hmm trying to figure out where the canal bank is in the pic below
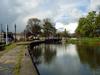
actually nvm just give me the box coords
[20,47,38,75]
[0,44,38,75]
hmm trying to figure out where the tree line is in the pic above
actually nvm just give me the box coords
[24,18,69,40]
[76,11,100,37]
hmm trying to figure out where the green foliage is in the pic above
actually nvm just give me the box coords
[67,38,100,46]
[76,11,100,37]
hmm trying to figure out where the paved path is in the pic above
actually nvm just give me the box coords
[0,46,22,75]
[20,49,38,75]
[0,45,38,75]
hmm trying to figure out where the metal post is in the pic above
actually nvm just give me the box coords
[6,24,8,45]
[15,24,16,42]
[0,24,2,42]
[24,30,26,41]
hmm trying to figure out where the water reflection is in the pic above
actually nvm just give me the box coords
[31,44,56,64]
[44,45,56,64]
[76,45,100,70]
[30,44,100,75]
[31,46,42,64]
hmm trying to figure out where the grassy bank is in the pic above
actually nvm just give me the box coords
[5,43,16,50]
[67,37,100,45]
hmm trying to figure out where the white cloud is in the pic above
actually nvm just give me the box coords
[55,22,78,33]
[54,0,89,24]
[55,22,65,30]
[90,0,100,11]
[65,23,78,33]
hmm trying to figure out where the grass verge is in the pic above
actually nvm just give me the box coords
[67,37,100,46]
[13,46,25,75]
[5,43,16,50]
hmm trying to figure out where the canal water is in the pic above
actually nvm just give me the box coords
[31,43,100,75]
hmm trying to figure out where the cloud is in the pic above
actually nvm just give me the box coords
[55,22,65,31]
[0,0,100,33]
[65,23,78,33]
[90,0,100,11]
[55,22,78,33]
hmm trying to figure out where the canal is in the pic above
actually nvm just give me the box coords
[30,43,100,75]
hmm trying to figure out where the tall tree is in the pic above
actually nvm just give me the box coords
[75,11,100,37]
[95,12,100,36]
[43,18,56,37]
[26,18,41,37]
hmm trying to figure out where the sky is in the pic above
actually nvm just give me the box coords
[0,0,100,33]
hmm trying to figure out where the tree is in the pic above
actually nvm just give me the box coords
[62,29,69,37]
[95,12,100,36]
[26,18,41,38]
[75,11,100,37]
[43,18,56,37]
